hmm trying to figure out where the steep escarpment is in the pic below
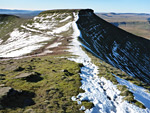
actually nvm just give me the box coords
[77,9,150,84]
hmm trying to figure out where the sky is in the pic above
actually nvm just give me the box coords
[0,0,150,13]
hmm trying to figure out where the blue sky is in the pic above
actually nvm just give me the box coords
[0,0,149,13]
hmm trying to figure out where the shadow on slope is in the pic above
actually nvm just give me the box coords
[77,9,150,84]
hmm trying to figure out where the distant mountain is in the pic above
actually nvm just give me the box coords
[0,9,43,18]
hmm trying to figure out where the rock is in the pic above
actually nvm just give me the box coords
[25,65,33,70]
[30,58,36,62]
[0,87,18,106]
[0,84,5,87]
[0,87,13,100]
[44,100,50,104]
[0,74,5,80]
[30,58,40,62]
[0,87,35,109]
[62,70,73,76]
[4,65,24,71]
[0,74,5,76]
[15,72,38,79]
[63,69,68,72]
[52,70,56,72]
[23,99,35,106]
[14,72,42,82]
[78,63,84,67]
[47,105,53,108]
[24,109,35,113]
[14,66,24,71]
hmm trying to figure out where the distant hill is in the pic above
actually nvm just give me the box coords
[0,9,43,18]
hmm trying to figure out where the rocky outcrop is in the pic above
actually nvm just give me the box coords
[0,87,35,109]
[0,74,5,76]
[0,74,5,80]
[0,87,19,109]
[15,72,42,82]
[0,87,16,101]
[77,9,150,83]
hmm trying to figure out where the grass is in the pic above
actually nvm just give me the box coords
[81,100,94,110]
[0,54,91,112]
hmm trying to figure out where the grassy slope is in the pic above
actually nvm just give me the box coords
[0,54,95,113]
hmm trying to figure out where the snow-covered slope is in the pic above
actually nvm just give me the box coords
[0,11,74,57]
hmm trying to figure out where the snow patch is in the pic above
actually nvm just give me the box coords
[60,16,72,23]
[112,41,120,57]
[47,42,62,48]
[38,50,53,56]
[0,29,51,57]
[21,25,42,33]
[115,75,150,109]
[51,22,72,34]
[31,22,55,30]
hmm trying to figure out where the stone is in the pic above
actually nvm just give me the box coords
[23,99,35,106]
[0,74,5,76]
[24,109,35,113]
[0,84,5,87]
[0,87,13,100]
[26,65,33,70]
[14,66,24,71]
[14,72,42,82]
[15,72,38,79]
[0,87,35,109]
[0,87,18,102]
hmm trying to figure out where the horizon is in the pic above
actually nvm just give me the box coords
[1,8,150,14]
[0,0,150,14]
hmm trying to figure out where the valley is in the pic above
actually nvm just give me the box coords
[97,13,150,39]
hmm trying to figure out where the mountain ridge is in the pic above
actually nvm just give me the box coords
[0,9,150,83]
[0,9,150,112]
